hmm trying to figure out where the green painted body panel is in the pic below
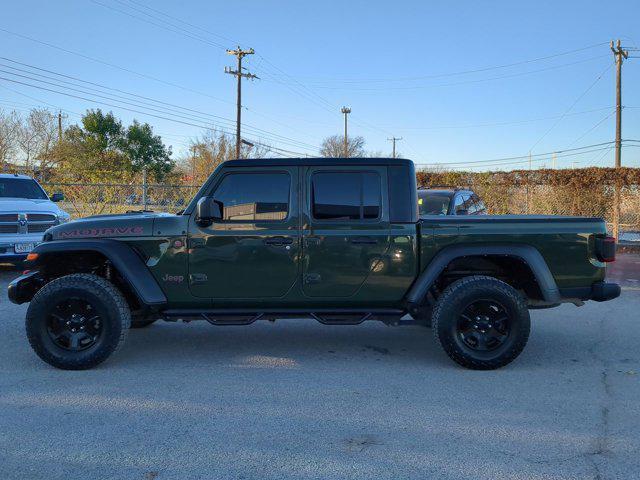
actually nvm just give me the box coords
[419,217,607,288]
[45,159,609,309]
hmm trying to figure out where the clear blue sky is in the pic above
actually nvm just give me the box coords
[1,0,639,170]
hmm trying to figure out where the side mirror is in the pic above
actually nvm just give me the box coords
[456,209,469,216]
[50,192,64,203]
[196,197,223,225]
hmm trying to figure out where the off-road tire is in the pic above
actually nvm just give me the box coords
[432,275,530,370]
[130,316,158,329]
[26,274,131,370]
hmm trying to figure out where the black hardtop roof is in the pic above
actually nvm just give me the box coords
[222,157,415,168]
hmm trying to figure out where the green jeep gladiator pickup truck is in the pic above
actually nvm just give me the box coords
[8,158,620,370]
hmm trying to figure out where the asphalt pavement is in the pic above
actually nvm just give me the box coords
[0,258,639,480]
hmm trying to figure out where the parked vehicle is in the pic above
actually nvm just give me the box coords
[0,174,70,265]
[8,158,620,370]
[418,187,487,216]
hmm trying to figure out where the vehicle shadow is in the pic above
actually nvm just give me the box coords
[117,320,452,368]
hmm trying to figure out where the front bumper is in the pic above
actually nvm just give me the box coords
[7,270,42,305]
[0,235,43,261]
[559,281,621,303]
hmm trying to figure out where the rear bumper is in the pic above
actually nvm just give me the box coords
[559,281,621,303]
[590,282,621,302]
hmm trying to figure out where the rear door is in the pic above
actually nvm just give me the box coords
[302,166,391,297]
[188,167,300,299]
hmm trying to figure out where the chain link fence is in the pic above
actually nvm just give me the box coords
[465,183,640,244]
[41,178,640,244]
[41,182,200,217]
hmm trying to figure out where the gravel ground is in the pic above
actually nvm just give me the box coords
[0,265,639,480]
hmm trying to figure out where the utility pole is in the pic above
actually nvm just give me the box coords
[611,40,628,168]
[387,137,402,158]
[57,111,67,145]
[341,106,351,157]
[611,40,630,240]
[58,111,62,143]
[552,152,557,169]
[225,47,258,159]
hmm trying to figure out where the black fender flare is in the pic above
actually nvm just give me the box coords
[28,239,167,306]
[405,244,561,308]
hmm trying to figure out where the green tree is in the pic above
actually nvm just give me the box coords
[124,120,173,180]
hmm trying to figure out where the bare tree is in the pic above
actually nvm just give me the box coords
[180,130,270,185]
[31,109,61,170]
[319,134,366,157]
[16,113,38,170]
[0,109,20,171]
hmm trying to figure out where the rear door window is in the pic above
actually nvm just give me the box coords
[312,172,381,221]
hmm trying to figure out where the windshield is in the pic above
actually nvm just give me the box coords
[418,193,451,215]
[0,178,48,200]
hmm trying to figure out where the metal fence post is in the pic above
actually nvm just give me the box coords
[613,181,621,241]
[142,166,148,210]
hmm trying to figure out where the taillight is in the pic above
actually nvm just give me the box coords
[595,236,616,262]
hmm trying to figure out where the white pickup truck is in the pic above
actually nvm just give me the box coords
[0,174,70,265]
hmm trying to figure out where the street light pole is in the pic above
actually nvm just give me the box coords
[341,106,351,157]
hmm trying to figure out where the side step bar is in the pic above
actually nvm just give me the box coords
[162,308,406,326]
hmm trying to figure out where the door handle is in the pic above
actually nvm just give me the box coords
[350,236,377,245]
[264,236,294,246]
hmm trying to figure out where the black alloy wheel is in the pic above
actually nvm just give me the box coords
[46,298,103,351]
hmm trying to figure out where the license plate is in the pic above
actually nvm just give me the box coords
[14,243,37,254]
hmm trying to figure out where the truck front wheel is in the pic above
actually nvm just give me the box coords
[432,276,530,370]
[25,274,131,370]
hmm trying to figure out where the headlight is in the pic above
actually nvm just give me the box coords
[58,211,71,224]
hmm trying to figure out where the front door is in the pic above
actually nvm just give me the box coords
[188,167,300,299]
[302,166,391,297]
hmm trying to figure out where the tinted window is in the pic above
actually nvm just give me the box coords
[453,194,468,214]
[312,172,381,221]
[0,178,48,200]
[418,192,450,215]
[212,172,289,221]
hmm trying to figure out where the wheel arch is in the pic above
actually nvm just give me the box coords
[405,244,561,311]
[25,239,167,308]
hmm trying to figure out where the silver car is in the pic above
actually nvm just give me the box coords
[0,174,70,265]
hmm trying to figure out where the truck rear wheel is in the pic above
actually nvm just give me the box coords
[432,276,530,370]
[25,274,131,370]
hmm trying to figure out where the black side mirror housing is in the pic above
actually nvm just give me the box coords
[50,192,64,203]
[196,197,223,225]
[456,209,469,216]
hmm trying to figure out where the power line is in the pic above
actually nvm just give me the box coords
[90,0,228,50]
[0,27,234,105]
[123,0,237,44]
[260,55,610,91]
[416,141,617,167]
[0,75,314,157]
[527,61,613,153]
[376,106,615,131]
[416,146,617,170]
[264,42,611,84]
[0,60,321,152]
